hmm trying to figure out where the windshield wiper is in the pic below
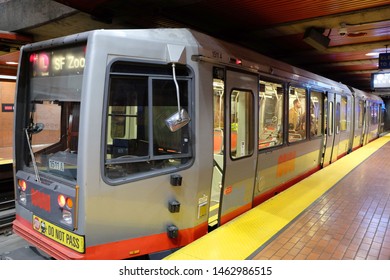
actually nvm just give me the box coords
[25,123,44,182]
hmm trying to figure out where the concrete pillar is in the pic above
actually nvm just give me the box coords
[0,0,76,32]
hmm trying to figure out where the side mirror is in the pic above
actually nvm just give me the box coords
[165,108,190,132]
[164,63,190,132]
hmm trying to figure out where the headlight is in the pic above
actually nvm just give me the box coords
[62,209,72,225]
[20,191,27,204]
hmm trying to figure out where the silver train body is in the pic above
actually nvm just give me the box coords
[12,29,384,259]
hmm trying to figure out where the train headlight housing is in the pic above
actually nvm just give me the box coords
[66,197,73,209]
[17,179,27,204]
[20,192,27,204]
[18,179,27,191]
[58,195,73,209]
[58,194,66,208]
[62,209,73,225]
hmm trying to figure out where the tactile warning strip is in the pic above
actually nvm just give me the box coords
[165,135,390,260]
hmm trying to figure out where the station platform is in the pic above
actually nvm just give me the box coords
[0,147,12,165]
[165,134,390,260]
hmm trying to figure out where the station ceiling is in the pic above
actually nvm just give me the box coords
[1,0,390,94]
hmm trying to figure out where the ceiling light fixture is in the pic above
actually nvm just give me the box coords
[0,75,16,80]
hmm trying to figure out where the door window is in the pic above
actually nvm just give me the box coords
[310,91,323,137]
[288,86,307,142]
[259,80,284,149]
[340,97,347,131]
[230,89,254,159]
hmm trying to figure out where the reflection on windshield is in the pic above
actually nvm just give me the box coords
[25,101,80,181]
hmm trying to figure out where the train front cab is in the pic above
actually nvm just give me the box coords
[12,29,218,260]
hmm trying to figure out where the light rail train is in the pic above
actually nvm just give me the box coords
[12,29,384,259]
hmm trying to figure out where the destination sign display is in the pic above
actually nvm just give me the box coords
[379,53,390,69]
[2,103,14,112]
[30,45,86,77]
[371,72,390,89]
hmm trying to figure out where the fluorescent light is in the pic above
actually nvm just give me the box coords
[0,75,16,80]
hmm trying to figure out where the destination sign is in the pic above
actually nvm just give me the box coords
[2,103,14,112]
[371,72,390,89]
[378,53,390,69]
[30,45,86,77]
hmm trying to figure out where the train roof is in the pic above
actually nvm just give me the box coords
[186,29,351,93]
[349,87,383,102]
[22,28,357,95]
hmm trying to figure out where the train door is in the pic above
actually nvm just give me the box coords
[379,102,385,135]
[362,101,370,145]
[211,69,258,227]
[322,92,340,166]
[336,95,351,158]
[353,97,365,150]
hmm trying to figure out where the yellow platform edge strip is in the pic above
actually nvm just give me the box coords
[165,135,390,260]
[0,159,13,165]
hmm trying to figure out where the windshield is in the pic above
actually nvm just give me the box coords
[21,44,85,182]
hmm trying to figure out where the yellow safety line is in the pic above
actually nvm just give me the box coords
[0,159,13,165]
[165,135,390,260]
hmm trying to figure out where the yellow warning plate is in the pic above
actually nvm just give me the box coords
[32,215,84,253]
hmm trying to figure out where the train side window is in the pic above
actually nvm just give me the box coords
[213,78,224,154]
[230,89,254,158]
[328,101,334,136]
[258,80,283,149]
[335,102,340,134]
[110,106,127,139]
[310,91,323,137]
[372,103,379,125]
[288,86,307,142]
[358,101,364,128]
[340,97,347,131]
[104,62,192,182]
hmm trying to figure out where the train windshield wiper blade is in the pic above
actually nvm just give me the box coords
[25,126,42,182]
